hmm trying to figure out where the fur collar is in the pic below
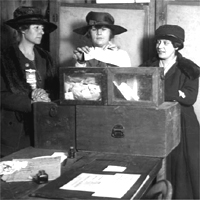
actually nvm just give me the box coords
[1,44,30,94]
[142,52,200,80]
[176,53,200,80]
[1,44,54,94]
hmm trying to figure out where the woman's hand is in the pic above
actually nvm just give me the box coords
[31,88,51,103]
[73,46,90,62]
[103,42,118,51]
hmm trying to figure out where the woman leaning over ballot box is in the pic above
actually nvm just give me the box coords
[73,11,131,68]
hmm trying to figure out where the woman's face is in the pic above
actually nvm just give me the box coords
[22,24,44,45]
[89,25,112,48]
[156,39,177,60]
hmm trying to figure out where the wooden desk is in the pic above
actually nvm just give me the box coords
[1,147,162,200]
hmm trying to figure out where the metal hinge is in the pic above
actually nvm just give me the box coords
[159,12,165,22]
[52,14,58,23]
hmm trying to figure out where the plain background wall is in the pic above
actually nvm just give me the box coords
[58,5,147,68]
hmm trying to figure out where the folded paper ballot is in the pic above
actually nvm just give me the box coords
[83,47,130,67]
[113,81,140,101]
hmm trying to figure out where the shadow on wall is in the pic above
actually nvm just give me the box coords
[59,20,93,68]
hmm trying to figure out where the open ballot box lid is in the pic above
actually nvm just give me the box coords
[59,67,164,107]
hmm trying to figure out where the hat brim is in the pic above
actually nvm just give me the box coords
[73,24,127,35]
[155,35,184,50]
[5,18,57,33]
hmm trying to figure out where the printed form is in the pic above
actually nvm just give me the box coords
[60,170,141,198]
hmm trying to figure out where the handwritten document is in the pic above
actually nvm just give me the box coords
[60,172,140,198]
[1,156,62,182]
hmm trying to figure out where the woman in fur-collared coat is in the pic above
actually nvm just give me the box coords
[141,24,200,199]
[1,6,58,157]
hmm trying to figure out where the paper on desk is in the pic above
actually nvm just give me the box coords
[1,156,61,182]
[0,160,28,175]
[33,152,67,163]
[132,175,150,199]
[103,165,126,172]
[92,173,140,198]
[60,173,113,192]
[60,173,140,198]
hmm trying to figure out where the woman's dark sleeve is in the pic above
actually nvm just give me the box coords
[1,75,32,112]
[176,77,199,106]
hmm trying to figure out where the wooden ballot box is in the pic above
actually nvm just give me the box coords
[59,67,164,107]
[33,102,75,150]
[34,67,180,157]
[76,102,180,157]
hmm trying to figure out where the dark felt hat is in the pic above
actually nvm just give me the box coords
[155,24,185,44]
[5,6,57,33]
[73,11,127,35]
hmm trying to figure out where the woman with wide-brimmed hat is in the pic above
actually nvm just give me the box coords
[1,6,58,156]
[73,11,131,67]
[141,24,200,199]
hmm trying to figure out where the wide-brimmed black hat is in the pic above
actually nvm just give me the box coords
[73,11,127,35]
[155,24,185,49]
[5,6,57,33]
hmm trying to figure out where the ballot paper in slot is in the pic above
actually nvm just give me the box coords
[113,80,140,101]
[107,67,164,107]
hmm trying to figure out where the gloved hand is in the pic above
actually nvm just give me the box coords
[31,88,51,103]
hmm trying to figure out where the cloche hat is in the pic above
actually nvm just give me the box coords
[5,6,57,33]
[155,24,185,49]
[73,11,127,35]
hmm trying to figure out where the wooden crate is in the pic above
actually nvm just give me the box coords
[33,102,75,150]
[76,102,180,157]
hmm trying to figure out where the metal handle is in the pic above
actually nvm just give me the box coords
[111,124,125,138]
[49,106,57,117]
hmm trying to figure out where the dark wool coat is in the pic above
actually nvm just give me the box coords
[1,44,59,156]
[141,52,200,199]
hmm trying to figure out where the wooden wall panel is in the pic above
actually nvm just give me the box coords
[0,0,49,50]
[50,3,150,68]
